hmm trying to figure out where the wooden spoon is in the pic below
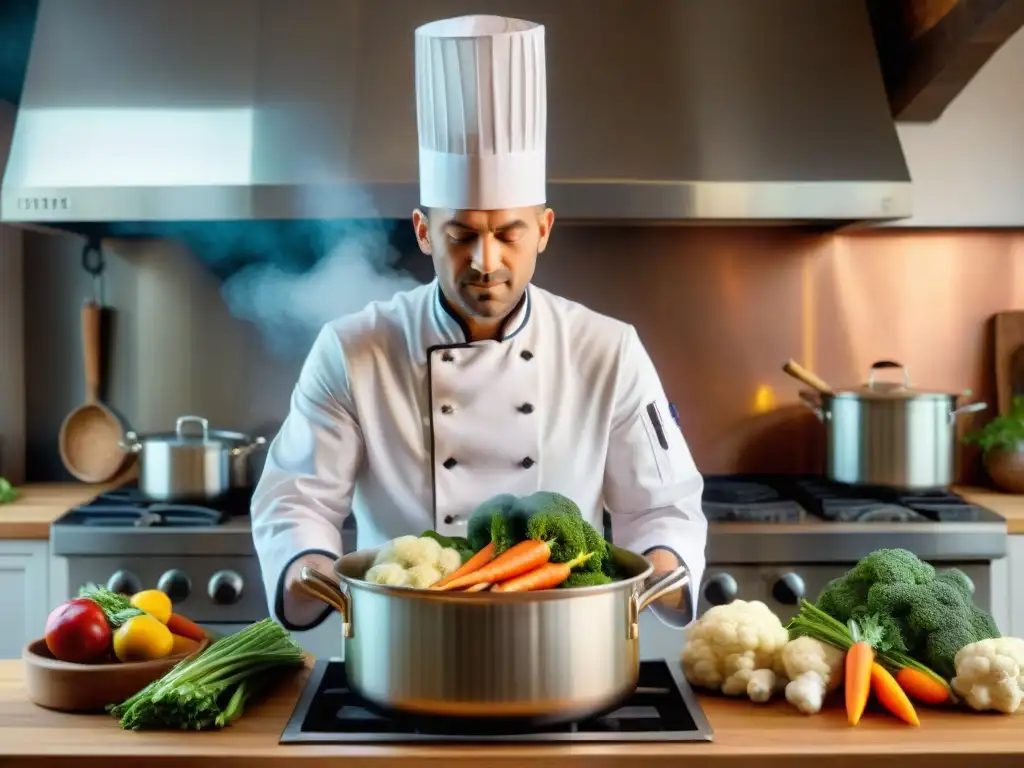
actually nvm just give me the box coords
[782,358,833,395]
[58,301,128,483]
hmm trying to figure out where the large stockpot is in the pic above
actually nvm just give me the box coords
[298,545,690,725]
[119,415,267,501]
[801,360,987,490]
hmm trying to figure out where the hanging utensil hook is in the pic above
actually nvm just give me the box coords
[81,239,105,305]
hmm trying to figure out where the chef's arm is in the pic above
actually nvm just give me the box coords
[251,325,363,632]
[602,326,708,629]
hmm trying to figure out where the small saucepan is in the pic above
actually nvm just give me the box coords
[119,415,267,501]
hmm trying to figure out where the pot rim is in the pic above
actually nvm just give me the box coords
[333,543,656,604]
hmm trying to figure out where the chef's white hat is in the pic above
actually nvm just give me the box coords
[414,15,547,211]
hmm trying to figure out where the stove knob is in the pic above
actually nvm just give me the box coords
[208,570,244,605]
[157,569,192,604]
[772,572,806,605]
[106,570,141,596]
[703,573,738,606]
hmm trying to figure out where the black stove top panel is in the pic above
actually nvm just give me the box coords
[702,474,1001,524]
[53,484,251,528]
[280,660,714,744]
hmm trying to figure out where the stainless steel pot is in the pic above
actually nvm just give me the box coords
[801,360,987,489]
[119,415,267,500]
[298,545,689,724]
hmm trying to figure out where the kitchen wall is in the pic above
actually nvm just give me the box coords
[0,99,25,483]
[18,225,1024,483]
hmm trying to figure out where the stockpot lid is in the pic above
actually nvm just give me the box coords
[130,415,254,448]
[826,360,967,402]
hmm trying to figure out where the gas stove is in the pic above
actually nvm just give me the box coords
[696,474,1007,626]
[281,659,713,744]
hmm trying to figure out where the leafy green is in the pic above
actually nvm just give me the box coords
[78,583,143,627]
[418,530,474,563]
[0,478,17,504]
[560,571,613,588]
[963,395,1024,454]
[108,618,304,730]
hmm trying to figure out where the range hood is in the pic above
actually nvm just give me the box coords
[1,0,912,233]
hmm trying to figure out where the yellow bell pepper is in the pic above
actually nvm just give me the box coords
[130,589,173,624]
[113,614,174,662]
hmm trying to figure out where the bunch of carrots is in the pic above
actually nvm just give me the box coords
[431,539,590,593]
[789,600,952,727]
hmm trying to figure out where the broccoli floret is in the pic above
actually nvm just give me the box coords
[526,512,590,563]
[815,548,1000,678]
[561,571,613,588]
[466,494,521,553]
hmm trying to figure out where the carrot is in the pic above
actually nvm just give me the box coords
[895,666,951,706]
[435,539,551,591]
[872,662,920,726]
[433,542,496,589]
[492,552,594,592]
[845,640,874,726]
[465,582,493,592]
[165,613,205,642]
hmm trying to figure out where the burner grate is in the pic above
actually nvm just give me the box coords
[62,486,229,528]
[702,477,802,523]
[281,660,713,743]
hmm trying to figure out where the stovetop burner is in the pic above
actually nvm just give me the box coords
[280,660,714,744]
[701,474,1001,524]
[54,484,250,528]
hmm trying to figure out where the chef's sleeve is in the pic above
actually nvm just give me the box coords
[603,325,707,629]
[251,324,364,631]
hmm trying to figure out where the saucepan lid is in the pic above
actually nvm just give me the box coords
[828,360,965,401]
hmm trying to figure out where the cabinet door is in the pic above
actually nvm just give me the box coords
[0,540,49,659]
[1007,537,1024,638]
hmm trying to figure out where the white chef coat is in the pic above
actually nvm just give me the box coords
[251,279,707,631]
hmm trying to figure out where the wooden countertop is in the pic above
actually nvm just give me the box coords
[957,486,1024,534]
[0,659,1021,767]
[0,483,114,540]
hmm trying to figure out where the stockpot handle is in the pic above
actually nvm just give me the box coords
[798,390,828,422]
[867,360,911,390]
[299,566,353,638]
[230,436,268,457]
[118,430,142,453]
[950,401,987,424]
[176,415,210,442]
[628,566,690,640]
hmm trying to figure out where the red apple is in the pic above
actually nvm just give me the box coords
[44,598,112,664]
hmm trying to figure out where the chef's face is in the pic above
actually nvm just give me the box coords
[412,206,555,325]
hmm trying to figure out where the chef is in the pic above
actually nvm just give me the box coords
[251,14,708,632]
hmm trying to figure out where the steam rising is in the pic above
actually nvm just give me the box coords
[220,220,422,358]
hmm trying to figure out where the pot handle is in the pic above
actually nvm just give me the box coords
[230,436,268,458]
[628,566,690,640]
[867,360,911,390]
[176,415,210,442]
[118,430,143,453]
[950,401,987,424]
[298,566,353,638]
[798,390,828,422]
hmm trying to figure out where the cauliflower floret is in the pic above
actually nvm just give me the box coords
[406,563,443,589]
[681,599,790,703]
[780,636,846,714]
[364,562,411,587]
[951,637,1024,714]
[374,535,444,568]
[437,547,463,577]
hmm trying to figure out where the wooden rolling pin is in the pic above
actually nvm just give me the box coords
[782,359,833,394]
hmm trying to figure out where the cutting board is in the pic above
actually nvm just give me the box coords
[993,311,1024,416]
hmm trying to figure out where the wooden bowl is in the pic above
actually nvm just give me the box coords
[22,634,211,712]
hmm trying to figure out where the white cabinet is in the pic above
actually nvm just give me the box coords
[1004,537,1024,638]
[0,540,50,659]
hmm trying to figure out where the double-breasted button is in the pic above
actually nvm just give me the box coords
[520,350,533,361]
[521,457,535,469]
[441,404,453,414]
[441,351,455,362]
[443,457,458,470]
[518,403,534,414]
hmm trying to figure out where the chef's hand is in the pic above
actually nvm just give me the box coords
[283,552,337,627]
[646,547,688,611]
